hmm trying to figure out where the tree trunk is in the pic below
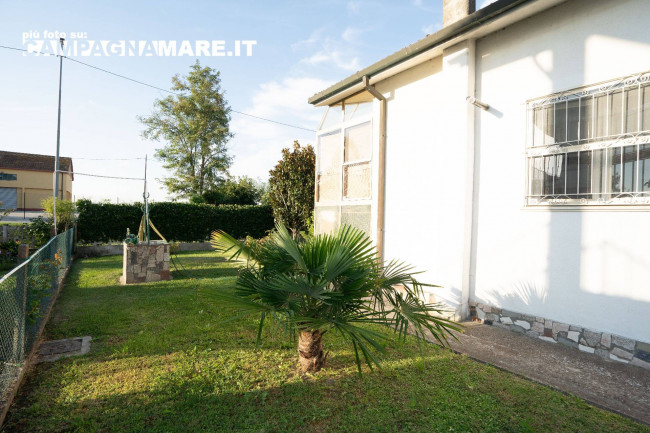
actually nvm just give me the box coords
[298,329,326,373]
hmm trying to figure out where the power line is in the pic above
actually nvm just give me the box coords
[57,170,144,181]
[73,156,145,161]
[0,44,318,132]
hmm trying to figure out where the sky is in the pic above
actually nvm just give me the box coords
[0,0,496,203]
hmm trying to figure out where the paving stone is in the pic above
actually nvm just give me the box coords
[526,330,539,338]
[567,331,580,342]
[491,307,502,314]
[514,320,531,330]
[600,333,611,348]
[557,337,578,349]
[552,322,569,335]
[635,349,650,363]
[544,318,553,328]
[578,344,595,354]
[595,348,609,359]
[538,336,557,343]
[612,335,635,351]
[631,357,650,370]
[583,330,601,347]
[532,322,544,333]
[636,341,650,353]
[484,305,492,313]
[535,317,544,323]
[500,316,513,325]
[468,300,477,307]
[610,347,634,361]
[510,325,526,334]
[569,325,583,332]
[501,309,520,320]
[610,353,630,364]
[485,313,499,322]
[477,308,486,320]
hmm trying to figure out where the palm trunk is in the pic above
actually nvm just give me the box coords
[298,329,326,373]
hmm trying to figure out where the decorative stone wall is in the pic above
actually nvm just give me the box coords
[469,301,650,371]
[121,241,170,284]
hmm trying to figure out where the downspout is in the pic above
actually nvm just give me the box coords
[460,39,478,320]
[362,75,387,262]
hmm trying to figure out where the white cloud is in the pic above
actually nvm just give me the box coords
[421,23,441,35]
[228,77,331,180]
[347,1,362,14]
[295,27,364,72]
[341,26,363,44]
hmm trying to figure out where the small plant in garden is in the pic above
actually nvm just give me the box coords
[210,224,461,374]
[26,250,63,323]
[41,197,76,233]
[23,216,52,248]
[0,240,20,270]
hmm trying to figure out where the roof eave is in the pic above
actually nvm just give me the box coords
[308,0,535,106]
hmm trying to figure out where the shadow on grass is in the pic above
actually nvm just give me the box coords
[4,346,644,433]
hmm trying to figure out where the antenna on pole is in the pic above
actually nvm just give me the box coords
[143,154,150,244]
[53,37,65,235]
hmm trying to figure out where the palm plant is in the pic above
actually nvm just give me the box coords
[209,224,461,374]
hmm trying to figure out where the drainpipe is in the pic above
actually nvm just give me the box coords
[362,76,387,262]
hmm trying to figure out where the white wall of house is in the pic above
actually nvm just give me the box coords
[376,51,473,316]
[473,0,650,343]
[369,0,650,342]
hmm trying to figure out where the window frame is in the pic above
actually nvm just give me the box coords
[0,173,17,181]
[526,71,650,207]
[315,100,374,234]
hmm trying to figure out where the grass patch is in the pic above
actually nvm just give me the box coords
[3,252,649,432]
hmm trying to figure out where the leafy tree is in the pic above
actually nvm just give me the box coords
[209,224,460,374]
[201,176,266,205]
[41,197,76,232]
[139,61,233,198]
[268,141,315,236]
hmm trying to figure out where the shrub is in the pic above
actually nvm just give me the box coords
[76,199,273,243]
[41,197,76,232]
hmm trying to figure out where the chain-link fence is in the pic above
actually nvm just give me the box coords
[0,228,74,406]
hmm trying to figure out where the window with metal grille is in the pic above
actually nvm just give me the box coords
[526,72,650,205]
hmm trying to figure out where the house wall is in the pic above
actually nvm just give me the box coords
[0,169,73,209]
[375,53,473,316]
[473,0,650,343]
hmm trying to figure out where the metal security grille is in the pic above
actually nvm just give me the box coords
[0,228,74,406]
[527,71,650,205]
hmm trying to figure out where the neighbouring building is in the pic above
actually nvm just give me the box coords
[309,0,650,369]
[0,151,73,210]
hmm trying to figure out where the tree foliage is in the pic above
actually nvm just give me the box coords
[267,141,315,235]
[41,197,76,232]
[201,176,267,205]
[139,61,233,198]
[209,224,461,374]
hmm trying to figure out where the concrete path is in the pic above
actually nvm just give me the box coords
[434,322,650,425]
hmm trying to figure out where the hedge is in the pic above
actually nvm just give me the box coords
[76,200,274,243]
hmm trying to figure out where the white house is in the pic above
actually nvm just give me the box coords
[308,0,650,369]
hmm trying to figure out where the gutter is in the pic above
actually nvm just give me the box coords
[308,0,533,106]
[361,76,387,261]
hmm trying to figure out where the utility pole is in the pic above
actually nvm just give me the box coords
[53,37,65,235]
[143,155,150,244]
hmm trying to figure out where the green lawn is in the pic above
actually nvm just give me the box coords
[3,252,648,433]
